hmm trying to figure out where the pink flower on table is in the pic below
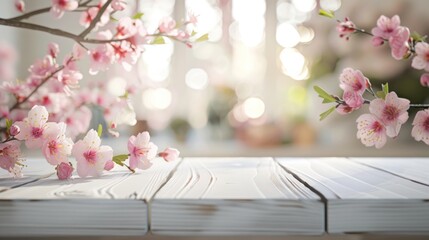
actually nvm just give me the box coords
[51,0,78,19]
[111,0,126,11]
[159,17,176,33]
[128,132,158,170]
[411,42,429,71]
[42,122,73,166]
[336,17,356,40]
[72,129,113,178]
[0,141,21,172]
[339,68,368,108]
[48,42,60,59]
[389,26,410,60]
[14,0,25,13]
[356,114,387,149]
[371,15,401,40]
[14,105,56,148]
[420,73,429,87]
[56,162,74,180]
[412,109,429,145]
[369,92,410,138]
[158,148,180,162]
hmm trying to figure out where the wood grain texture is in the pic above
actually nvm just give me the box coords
[350,157,429,186]
[0,158,54,192]
[151,157,324,235]
[276,157,429,234]
[0,158,180,237]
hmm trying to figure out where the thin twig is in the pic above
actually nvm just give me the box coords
[7,0,94,21]
[79,0,113,38]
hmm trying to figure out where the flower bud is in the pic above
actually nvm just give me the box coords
[104,160,114,171]
[9,124,20,136]
[57,162,73,180]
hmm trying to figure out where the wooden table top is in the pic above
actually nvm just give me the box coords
[0,157,428,237]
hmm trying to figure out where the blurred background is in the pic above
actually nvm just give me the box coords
[1,0,428,157]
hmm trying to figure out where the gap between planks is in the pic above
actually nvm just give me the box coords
[273,157,329,233]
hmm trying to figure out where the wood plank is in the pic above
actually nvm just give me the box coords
[350,157,429,186]
[0,158,180,237]
[151,157,324,235]
[0,158,54,192]
[276,157,429,234]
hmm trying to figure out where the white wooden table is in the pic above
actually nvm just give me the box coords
[0,157,428,237]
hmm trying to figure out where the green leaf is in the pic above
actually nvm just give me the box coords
[151,36,165,44]
[376,91,385,99]
[112,154,129,166]
[110,16,118,22]
[319,106,336,121]
[97,124,103,137]
[5,119,13,131]
[319,9,335,19]
[132,12,144,20]
[382,83,389,96]
[196,33,209,42]
[411,31,427,42]
[314,86,336,103]
[191,30,197,37]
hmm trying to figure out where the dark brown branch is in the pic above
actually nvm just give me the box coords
[79,0,113,38]
[7,0,94,21]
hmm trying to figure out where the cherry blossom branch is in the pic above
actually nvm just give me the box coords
[3,65,65,121]
[78,0,112,38]
[7,0,94,21]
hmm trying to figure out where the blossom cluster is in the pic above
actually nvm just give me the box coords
[0,0,199,178]
[1,105,179,179]
[316,12,429,148]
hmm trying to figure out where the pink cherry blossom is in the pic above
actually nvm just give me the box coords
[56,162,74,180]
[0,141,21,172]
[28,56,57,78]
[159,17,176,33]
[336,103,356,115]
[110,41,140,71]
[72,129,113,178]
[111,0,126,11]
[356,114,387,149]
[128,132,158,170]
[115,17,139,38]
[14,0,25,13]
[420,73,429,87]
[158,148,180,162]
[369,92,410,138]
[64,106,92,140]
[42,122,73,166]
[187,12,198,25]
[336,17,356,40]
[0,42,17,80]
[411,42,429,71]
[389,26,410,60]
[89,44,114,75]
[371,15,400,40]
[411,109,429,145]
[48,42,60,59]
[339,68,368,108]
[79,6,110,29]
[14,105,57,148]
[51,0,78,19]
